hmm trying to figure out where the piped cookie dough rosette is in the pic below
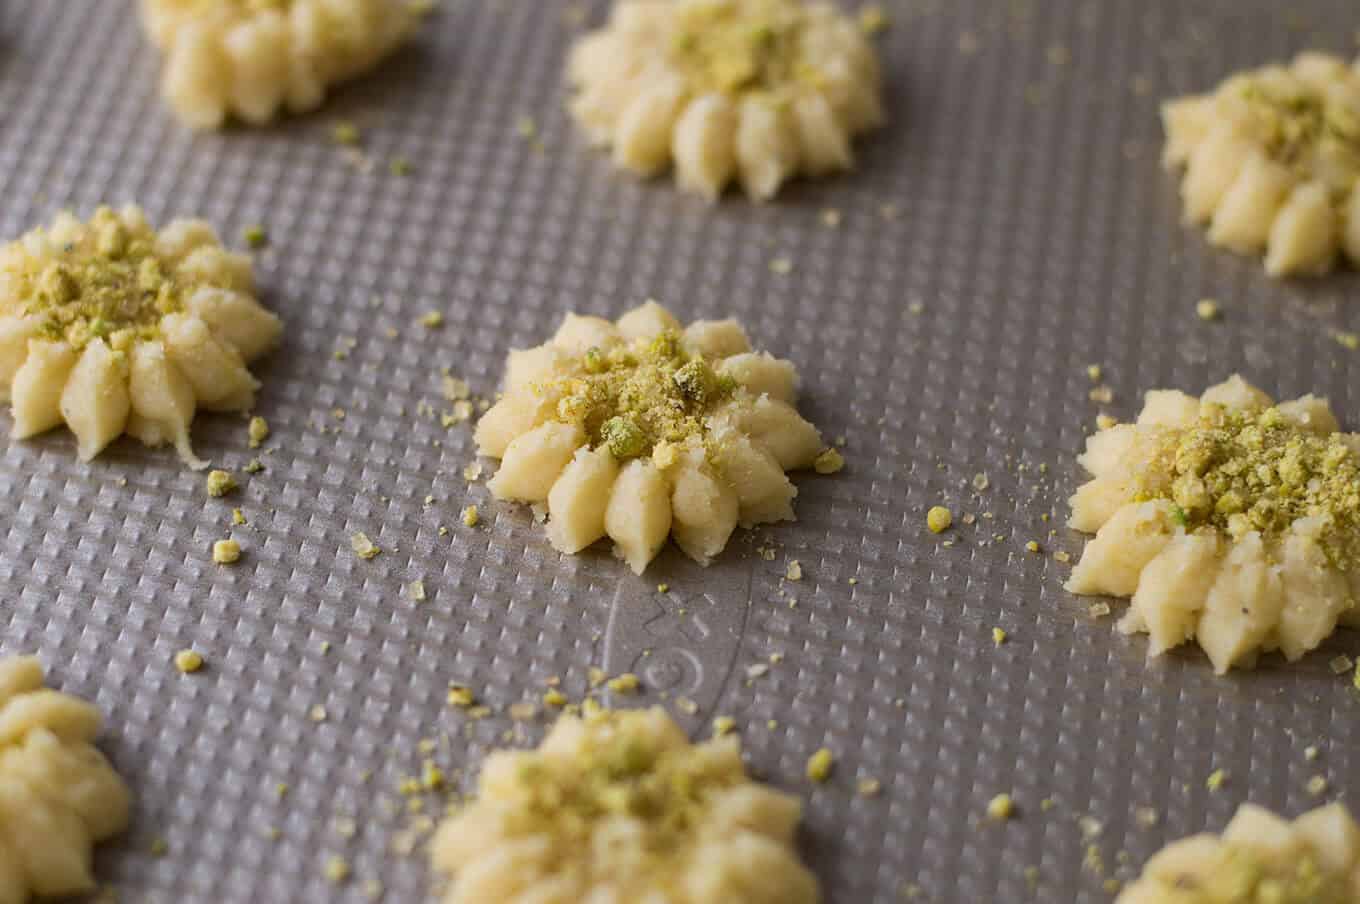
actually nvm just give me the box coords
[1067,375,1360,673]
[1162,51,1360,277]
[139,0,419,129]
[0,656,132,903]
[0,206,282,467]
[429,706,820,904]
[475,301,833,574]
[567,0,884,201]
[1117,802,1360,904]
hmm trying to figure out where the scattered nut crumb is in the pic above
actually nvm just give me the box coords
[212,539,241,564]
[806,748,835,782]
[987,793,1015,821]
[927,506,953,533]
[814,447,845,474]
[174,649,204,673]
[248,416,269,448]
[206,469,237,498]
[1196,299,1221,321]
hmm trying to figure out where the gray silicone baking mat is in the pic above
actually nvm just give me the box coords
[1,0,1359,901]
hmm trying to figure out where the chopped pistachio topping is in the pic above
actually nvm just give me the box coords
[447,685,475,707]
[1152,841,1350,903]
[174,649,204,673]
[986,793,1014,820]
[668,0,825,95]
[540,331,737,460]
[212,538,241,564]
[543,689,568,707]
[607,673,641,694]
[461,505,479,528]
[926,505,953,533]
[1133,405,1360,569]
[1234,74,1360,189]
[4,206,203,349]
[206,469,237,498]
[243,225,268,249]
[712,716,736,736]
[461,708,758,867]
[1206,768,1227,791]
[805,747,834,782]
[1196,298,1221,321]
[992,627,1008,646]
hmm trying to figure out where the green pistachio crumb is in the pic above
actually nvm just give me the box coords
[331,121,360,146]
[992,627,1008,646]
[1206,768,1227,791]
[986,793,1015,820]
[712,716,736,736]
[323,855,350,883]
[461,505,479,528]
[447,685,475,707]
[805,748,834,782]
[1196,299,1221,321]
[419,311,444,329]
[927,505,953,533]
[607,673,640,694]
[543,689,568,707]
[243,225,268,249]
[389,157,412,177]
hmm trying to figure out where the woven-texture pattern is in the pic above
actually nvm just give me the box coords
[0,1,1357,901]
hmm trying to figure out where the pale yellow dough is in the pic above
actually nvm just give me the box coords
[567,0,884,201]
[1067,376,1360,673]
[476,301,829,574]
[0,206,282,467]
[139,0,418,129]
[1162,51,1360,277]
[0,656,132,903]
[429,706,819,904]
[1117,802,1360,904]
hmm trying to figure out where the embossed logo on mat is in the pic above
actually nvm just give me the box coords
[603,562,754,727]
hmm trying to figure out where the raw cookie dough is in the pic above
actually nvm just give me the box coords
[0,656,132,902]
[1067,375,1360,673]
[0,205,282,467]
[1162,52,1360,277]
[567,0,884,201]
[429,706,819,904]
[1117,802,1360,904]
[475,301,830,573]
[139,0,419,129]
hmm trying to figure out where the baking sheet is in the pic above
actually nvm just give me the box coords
[1,0,1359,901]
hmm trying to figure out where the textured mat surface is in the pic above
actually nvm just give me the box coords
[1,1,1359,901]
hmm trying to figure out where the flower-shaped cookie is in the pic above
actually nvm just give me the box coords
[0,656,132,903]
[1162,52,1360,277]
[0,206,282,466]
[475,301,830,573]
[139,0,419,129]
[1118,803,1360,904]
[430,706,819,904]
[1067,376,1360,673]
[567,0,884,201]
